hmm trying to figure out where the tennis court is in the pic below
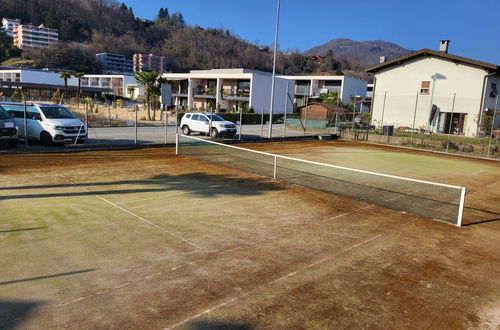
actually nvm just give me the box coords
[1,140,499,329]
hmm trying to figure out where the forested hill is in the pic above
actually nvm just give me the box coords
[0,0,366,75]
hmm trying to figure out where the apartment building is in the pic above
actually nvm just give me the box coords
[280,75,368,108]
[366,41,500,137]
[1,18,20,37]
[96,53,134,74]
[13,24,58,49]
[81,74,144,98]
[133,54,167,73]
[163,68,293,113]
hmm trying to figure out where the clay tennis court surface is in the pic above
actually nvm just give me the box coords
[1,140,499,329]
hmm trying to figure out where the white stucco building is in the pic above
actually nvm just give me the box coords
[1,18,20,37]
[163,68,294,114]
[366,41,500,137]
[81,74,144,98]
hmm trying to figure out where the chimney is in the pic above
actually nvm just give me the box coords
[439,40,450,53]
[379,56,386,64]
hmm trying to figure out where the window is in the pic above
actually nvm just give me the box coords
[420,81,430,95]
[490,83,498,98]
[191,114,199,121]
[237,80,250,90]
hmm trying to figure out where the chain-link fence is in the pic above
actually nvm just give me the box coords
[341,91,500,159]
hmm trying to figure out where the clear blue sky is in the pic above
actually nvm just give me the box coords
[123,0,500,65]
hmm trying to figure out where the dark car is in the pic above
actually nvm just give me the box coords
[0,105,18,148]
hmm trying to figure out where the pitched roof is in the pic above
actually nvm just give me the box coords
[365,48,500,74]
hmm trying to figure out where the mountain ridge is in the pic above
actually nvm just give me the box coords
[304,38,412,67]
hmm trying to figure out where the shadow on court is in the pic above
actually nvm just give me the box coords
[0,300,43,330]
[0,173,284,201]
[0,269,96,286]
[0,227,47,233]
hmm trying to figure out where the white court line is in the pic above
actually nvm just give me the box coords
[91,193,203,250]
[165,233,384,329]
[58,176,203,250]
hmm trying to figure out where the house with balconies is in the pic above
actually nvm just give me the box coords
[163,68,293,114]
[280,75,368,109]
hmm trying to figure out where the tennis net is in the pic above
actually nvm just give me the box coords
[176,135,467,226]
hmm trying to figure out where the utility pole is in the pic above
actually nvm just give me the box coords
[268,0,281,139]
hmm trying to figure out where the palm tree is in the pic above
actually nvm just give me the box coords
[135,71,160,120]
[73,72,85,104]
[59,71,72,103]
[127,86,136,99]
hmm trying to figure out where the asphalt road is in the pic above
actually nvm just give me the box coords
[87,124,314,145]
[0,124,321,153]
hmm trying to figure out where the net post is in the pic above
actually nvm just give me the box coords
[457,187,466,227]
[273,156,277,179]
[175,133,179,155]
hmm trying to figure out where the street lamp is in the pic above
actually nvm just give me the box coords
[268,0,281,139]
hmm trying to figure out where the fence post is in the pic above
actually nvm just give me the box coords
[23,100,28,147]
[380,91,387,131]
[273,156,277,179]
[410,92,419,148]
[304,106,308,136]
[487,94,498,158]
[260,107,264,140]
[135,104,138,145]
[85,102,88,128]
[446,93,457,153]
[175,133,179,155]
[283,80,289,138]
[164,108,168,145]
[239,108,243,140]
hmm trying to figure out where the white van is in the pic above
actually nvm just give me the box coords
[1,102,87,145]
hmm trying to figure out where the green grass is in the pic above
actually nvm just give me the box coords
[1,57,33,66]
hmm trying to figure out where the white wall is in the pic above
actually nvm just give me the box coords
[250,74,293,114]
[19,70,78,86]
[341,76,368,105]
[371,57,488,136]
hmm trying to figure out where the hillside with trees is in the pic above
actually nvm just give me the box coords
[0,0,372,76]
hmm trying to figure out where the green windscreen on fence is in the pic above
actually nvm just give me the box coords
[177,135,466,226]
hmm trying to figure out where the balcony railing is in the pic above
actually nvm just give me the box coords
[193,87,216,98]
[313,87,341,95]
[172,88,188,95]
[295,86,310,95]
[222,88,250,99]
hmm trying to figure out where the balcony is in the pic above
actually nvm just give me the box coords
[222,88,250,101]
[172,88,188,97]
[193,86,216,99]
[313,86,341,96]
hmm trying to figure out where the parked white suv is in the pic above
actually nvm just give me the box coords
[1,102,87,145]
[181,112,237,138]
